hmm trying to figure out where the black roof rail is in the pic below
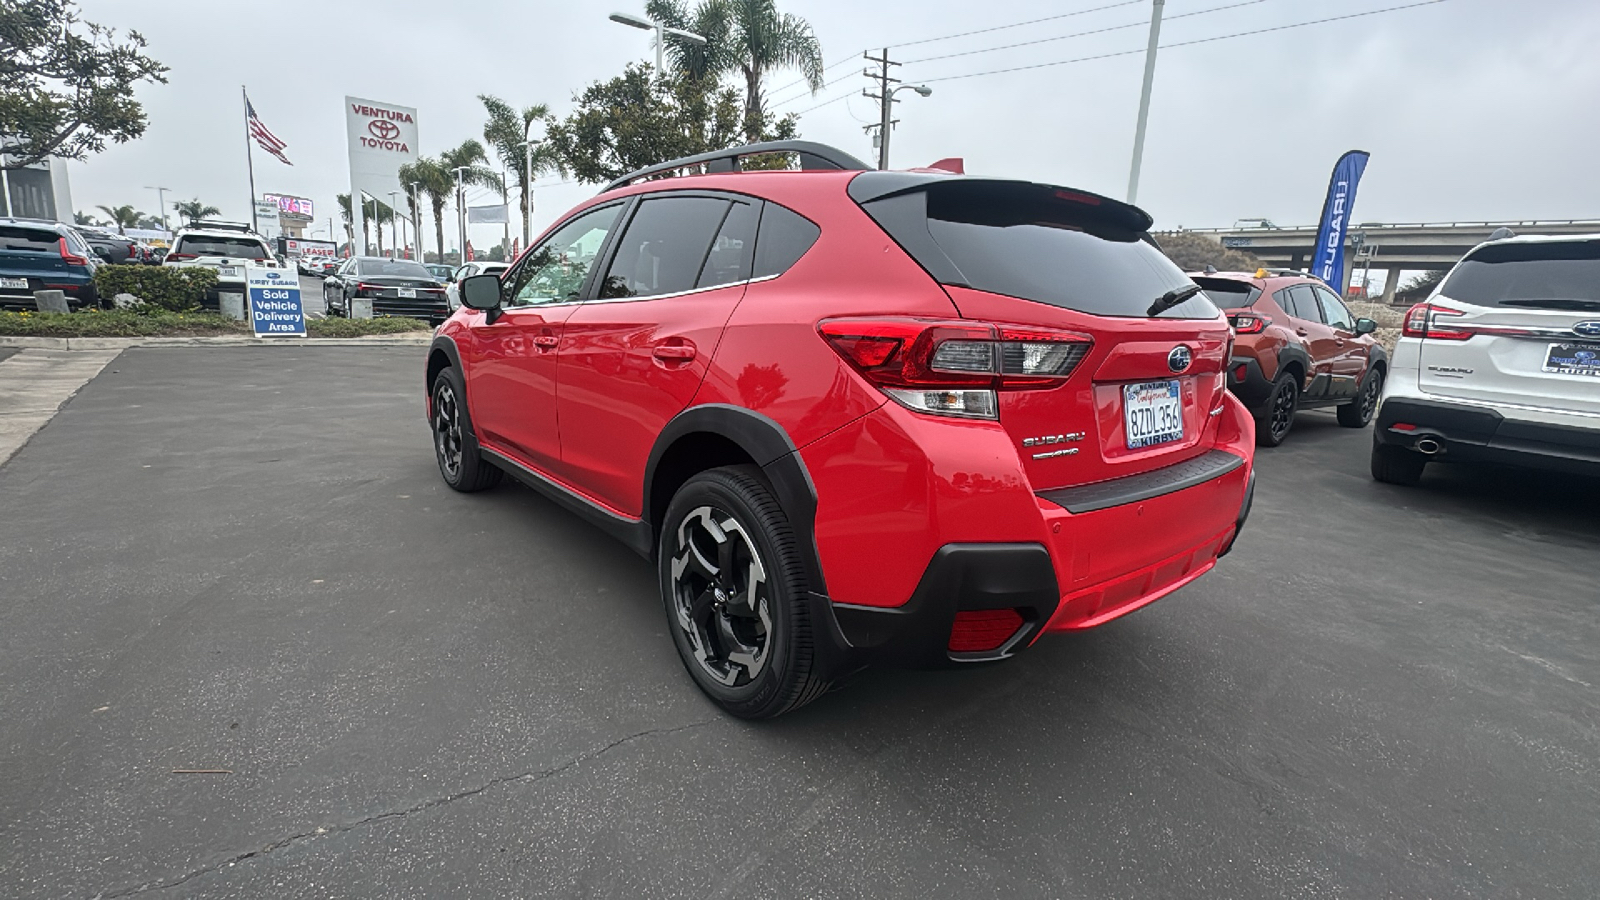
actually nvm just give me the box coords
[601,140,871,193]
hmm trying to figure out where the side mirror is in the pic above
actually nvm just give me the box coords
[460,273,502,312]
[1355,317,1378,335]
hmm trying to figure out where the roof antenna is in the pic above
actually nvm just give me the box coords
[1204,264,1218,274]
[1488,226,1516,241]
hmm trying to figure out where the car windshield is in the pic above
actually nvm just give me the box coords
[0,226,60,252]
[177,235,268,259]
[1442,240,1600,308]
[358,259,430,278]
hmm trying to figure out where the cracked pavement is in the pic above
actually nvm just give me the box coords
[2,347,1598,899]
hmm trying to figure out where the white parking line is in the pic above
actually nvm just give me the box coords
[0,349,121,467]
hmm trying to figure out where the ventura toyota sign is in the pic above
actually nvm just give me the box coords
[345,95,419,256]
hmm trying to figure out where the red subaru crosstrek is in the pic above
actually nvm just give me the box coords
[426,141,1256,718]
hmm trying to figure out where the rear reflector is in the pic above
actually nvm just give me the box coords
[1392,423,1417,432]
[948,609,1026,653]
[1233,364,1248,381]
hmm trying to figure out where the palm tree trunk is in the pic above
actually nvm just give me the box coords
[521,180,531,248]
[744,65,765,142]
[432,197,447,263]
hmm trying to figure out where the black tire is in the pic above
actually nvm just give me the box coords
[430,367,502,492]
[1338,367,1384,428]
[1255,370,1299,447]
[659,466,828,719]
[1371,441,1427,486]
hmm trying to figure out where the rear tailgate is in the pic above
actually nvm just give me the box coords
[0,226,71,290]
[1419,239,1600,416]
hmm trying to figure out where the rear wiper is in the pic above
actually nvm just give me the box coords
[1497,298,1600,311]
[1148,284,1204,317]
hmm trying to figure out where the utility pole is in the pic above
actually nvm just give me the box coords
[1126,0,1166,205]
[453,166,469,265]
[863,49,900,171]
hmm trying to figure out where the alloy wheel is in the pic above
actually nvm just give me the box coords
[1269,381,1296,440]
[432,382,463,480]
[669,506,772,687]
[1361,372,1383,421]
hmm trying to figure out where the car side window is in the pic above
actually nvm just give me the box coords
[1314,286,1354,330]
[1284,285,1324,323]
[752,203,821,279]
[504,204,624,307]
[697,199,759,289]
[599,196,731,299]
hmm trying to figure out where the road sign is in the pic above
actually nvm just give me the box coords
[246,265,305,337]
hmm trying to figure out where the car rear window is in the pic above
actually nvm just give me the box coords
[1442,240,1600,309]
[0,226,60,252]
[175,235,269,259]
[1193,277,1261,309]
[860,180,1218,320]
[357,259,430,278]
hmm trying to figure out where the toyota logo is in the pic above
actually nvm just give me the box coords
[1574,320,1600,338]
[1167,345,1192,374]
[368,119,400,140]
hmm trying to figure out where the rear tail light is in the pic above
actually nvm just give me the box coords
[1228,313,1266,334]
[819,318,1092,420]
[57,238,87,267]
[166,252,197,261]
[355,282,385,294]
[1402,302,1473,341]
[948,609,1026,653]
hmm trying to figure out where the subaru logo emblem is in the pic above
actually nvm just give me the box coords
[1578,350,1598,363]
[1167,345,1192,374]
[1574,321,1600,338]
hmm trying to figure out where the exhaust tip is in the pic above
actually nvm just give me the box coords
[1414,437,1443,455]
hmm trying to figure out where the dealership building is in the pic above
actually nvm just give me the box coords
[1,154,74,223]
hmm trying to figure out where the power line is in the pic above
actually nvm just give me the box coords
[900,0,1268,66]
[914,0,1450,85]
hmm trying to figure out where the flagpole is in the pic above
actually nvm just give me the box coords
[243,86,258,233]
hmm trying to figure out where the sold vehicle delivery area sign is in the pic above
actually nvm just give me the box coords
[246,266,306,337]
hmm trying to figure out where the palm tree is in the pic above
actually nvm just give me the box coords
[73,210,102,227]
[336,193,358,252]
[173,199,220,226]
[650,0,824,141]
[95,204,143,235]
[479,94,565,246]
[398,159,454,264]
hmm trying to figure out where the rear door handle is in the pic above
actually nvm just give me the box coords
[533,333,559,350]
[1296,328,1309,336]
[652,342,697,362]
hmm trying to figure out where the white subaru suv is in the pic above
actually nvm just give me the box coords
[1371,231,1600,485]
[163,222,281,309]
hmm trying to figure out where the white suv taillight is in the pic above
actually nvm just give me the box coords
[819,318,1092,420]
[1402,302,1473,341]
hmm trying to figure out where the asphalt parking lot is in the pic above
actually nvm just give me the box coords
[2,347,1597,899]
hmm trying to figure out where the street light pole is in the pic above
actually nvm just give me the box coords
[145,185,171,233]
[515,140,534,248]
[408,182,422,262]
[453,166,468,264]
[1126,0,1166,206]
[387,190,401,258]
[608,12,706,76]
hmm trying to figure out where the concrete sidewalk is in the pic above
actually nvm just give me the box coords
[0,348,122,466]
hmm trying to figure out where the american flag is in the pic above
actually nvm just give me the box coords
[245,94,292,166]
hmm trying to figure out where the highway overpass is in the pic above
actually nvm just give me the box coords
[1160,220,1600,303]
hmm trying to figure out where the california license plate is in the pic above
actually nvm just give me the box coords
[1124,380,1185,449]
[0,277,27,290]
[219,266,242,279]
[397,287,416,299]
[1543,342,1600,378]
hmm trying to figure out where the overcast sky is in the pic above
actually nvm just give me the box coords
[65,0,1600,250]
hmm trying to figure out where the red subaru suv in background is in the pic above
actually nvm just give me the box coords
[426,141,1257,718]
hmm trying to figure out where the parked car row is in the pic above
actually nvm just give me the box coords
[0,217,102,311]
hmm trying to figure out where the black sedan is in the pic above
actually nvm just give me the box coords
[323,257,449,323]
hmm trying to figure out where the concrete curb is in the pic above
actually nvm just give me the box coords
[0,334,433,350]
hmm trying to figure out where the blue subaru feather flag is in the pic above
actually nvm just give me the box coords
[1311,150,1370,290]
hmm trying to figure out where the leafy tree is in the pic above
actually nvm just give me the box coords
[134,213,162,230]
[548,62,797,185]
[72,209,100,226]
[648,0,823,141]
[0,0,168,169]
[1396,269,1446,302]
[94,203,142,235]
[479,94,564,247]
[172,198,219,225]
[1155,231,1267,274]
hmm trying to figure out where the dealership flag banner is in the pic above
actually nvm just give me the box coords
[1311,150,1370,290]
[245,93,292,166]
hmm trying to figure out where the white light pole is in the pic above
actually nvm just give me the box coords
[875,84,932,171]
[1126,0,1166,205]
[608,11,706,75]
[387,190,402,258]
[145,186,171,233]
[408,182,422,262]
[453,166,469,263]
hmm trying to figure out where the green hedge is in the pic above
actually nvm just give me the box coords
[92,264,220,311]
[0,309,247,336]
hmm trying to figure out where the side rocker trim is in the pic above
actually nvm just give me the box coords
[481,447,655,558]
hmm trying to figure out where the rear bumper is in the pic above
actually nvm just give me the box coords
[808,449,1254,675]
[1375,397,1600,475]
[1226,355,1274,412]
[1,277,96,311]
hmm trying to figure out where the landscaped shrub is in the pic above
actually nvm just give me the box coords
[92,265,219,312]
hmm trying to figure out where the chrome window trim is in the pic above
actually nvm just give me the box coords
[581,272,781,306]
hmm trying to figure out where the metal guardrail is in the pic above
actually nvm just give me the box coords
[1166,219,1600,234]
